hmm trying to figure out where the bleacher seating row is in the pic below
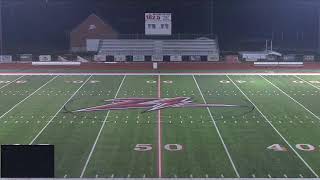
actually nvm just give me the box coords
[94,38,219,61]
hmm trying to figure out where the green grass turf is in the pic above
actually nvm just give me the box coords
[0,74,320,178]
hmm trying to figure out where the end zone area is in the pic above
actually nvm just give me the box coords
[0,73,320,178]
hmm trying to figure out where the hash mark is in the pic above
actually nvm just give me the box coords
[268,174,272,178]
[252,174,256,178]
[284,174,287,178]
[299,174,303,178]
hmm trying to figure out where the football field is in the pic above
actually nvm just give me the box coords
[1,73,320,178]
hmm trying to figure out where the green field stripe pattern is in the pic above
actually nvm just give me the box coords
[82,76,157,178]
[260,75,320,174]
[195,75,315,178]
[2,74,320,178]
[228,75,319,177]
[0,76,55,116]
[0,75,25,90]
[0,76,91,145]
[80,75,126,178]
[161,75,237,178]
[31,75,125,177]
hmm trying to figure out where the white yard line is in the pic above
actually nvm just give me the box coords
[294,75,320,91]
[1,72,320,76]
[226,75,319,178]
[0,75,58,120]
[192,75,240,178]
[80,75,126,178]
[0,75,25,90]
[260,75,320,121]
[29,75,93,144]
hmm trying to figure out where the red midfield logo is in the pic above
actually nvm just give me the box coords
[73,97,243,113]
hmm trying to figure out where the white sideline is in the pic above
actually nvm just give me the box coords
[0,75,58,120]
[260,75,320,121]
[193,75,240,178]
[80,75,126,178]
[294,75,320,91]
[29,75,92,144]
[226,75,319,178]
[0,75,25,90]
[0,72,320,76]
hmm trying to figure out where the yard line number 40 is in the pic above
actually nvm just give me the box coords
[134,144,183,152]
[267,144,316,152]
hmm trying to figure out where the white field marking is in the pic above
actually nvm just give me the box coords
[0,75,25,90]
[29,75,92,145]
[193,75,240,178]
[261,75,320,121]
[0,75,58,120]
[157,75,162,178]
[80,75,126,178]
[295,75,320,91]
[1,72,320,76]
[227,75,319,178]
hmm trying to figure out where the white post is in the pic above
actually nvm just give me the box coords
[265,40,268,51]
[153,62,158,70]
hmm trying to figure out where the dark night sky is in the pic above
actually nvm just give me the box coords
[2,0,320,53]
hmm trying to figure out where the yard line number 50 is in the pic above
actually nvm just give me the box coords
[134,144,183,152]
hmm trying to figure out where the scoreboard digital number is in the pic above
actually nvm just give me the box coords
[145,14,161,20]
[145,13,172,35]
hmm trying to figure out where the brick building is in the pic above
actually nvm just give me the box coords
[70,14,118,52]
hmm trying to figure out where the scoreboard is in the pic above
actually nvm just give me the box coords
[145,13,172,35]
